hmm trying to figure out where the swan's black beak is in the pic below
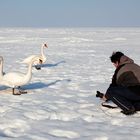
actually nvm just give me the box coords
[44,44,48,48]
[39,59,43,64]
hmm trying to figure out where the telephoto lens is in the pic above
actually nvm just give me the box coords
[96,91,104,98]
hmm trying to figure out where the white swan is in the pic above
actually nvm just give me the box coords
[0,56,41,95]
[22,43,48,69]
[0,56,3,79]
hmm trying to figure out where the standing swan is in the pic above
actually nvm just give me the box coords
[22,43,48,70]
[0,56,4,80]
[0,56,41,95]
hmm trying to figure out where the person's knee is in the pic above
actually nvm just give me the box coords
[105,91,114,100]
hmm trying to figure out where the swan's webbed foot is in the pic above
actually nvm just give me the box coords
[13,92,21,95]
[12,87,27,95]
[18,87,27,94]
[12,88,21,95]
[19,89,27,94]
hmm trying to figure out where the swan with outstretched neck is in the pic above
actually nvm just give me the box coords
[0,56,41,95]
[0,56,3,79]
[22,43,48,69]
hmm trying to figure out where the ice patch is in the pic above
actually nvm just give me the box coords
[50,111,80,121]
[24,110,49,120]
[111,119,123,126]
[94,136,108,140]
[28,135,49,140]
[114,37,127,41]
[0,105,11,113]
[24,109,80,121]
[0,119,30,138]
[104,37,127,42]
[62,37,94,43]
[48,129,80,139]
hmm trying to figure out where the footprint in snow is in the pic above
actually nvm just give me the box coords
[48,129,80,139]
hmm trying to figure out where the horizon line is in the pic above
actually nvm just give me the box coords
[0,26,140,28]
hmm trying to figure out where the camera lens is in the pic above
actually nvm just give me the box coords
[96,91,104,98]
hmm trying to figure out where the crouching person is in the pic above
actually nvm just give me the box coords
[97,51,140,115]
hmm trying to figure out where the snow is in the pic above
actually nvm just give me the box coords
[0,27,140,139]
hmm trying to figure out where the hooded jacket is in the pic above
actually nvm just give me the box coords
[110,55,140,95]
[111,55,140,87]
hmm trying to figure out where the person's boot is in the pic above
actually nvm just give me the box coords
[133,102,140,111]
[121,107,136,115]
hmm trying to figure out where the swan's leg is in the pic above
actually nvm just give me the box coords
[12,88,21,95]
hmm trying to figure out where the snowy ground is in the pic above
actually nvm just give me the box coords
[0,28,140,140]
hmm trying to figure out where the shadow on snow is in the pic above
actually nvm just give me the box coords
[41,60,66,68]
[22,79,71,90]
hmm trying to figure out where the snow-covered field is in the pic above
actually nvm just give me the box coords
[0,28,140,140]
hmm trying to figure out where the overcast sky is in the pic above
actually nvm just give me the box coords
[0,0,140,27]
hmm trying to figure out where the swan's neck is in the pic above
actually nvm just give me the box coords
[0,59,4,79]
[26,59,34,78]
[41,45,45,58]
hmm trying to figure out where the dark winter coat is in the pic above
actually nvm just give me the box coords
[111,55,140,94]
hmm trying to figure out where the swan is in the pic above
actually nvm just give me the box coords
[22,43,48,70]
[0,56,41,95]
[0,56,5,80]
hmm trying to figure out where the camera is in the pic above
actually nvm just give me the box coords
[96,91,104,98]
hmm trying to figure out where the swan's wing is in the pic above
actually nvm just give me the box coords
[22,55,36,64]
[22,55,42,65]
[2,72,25,87]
